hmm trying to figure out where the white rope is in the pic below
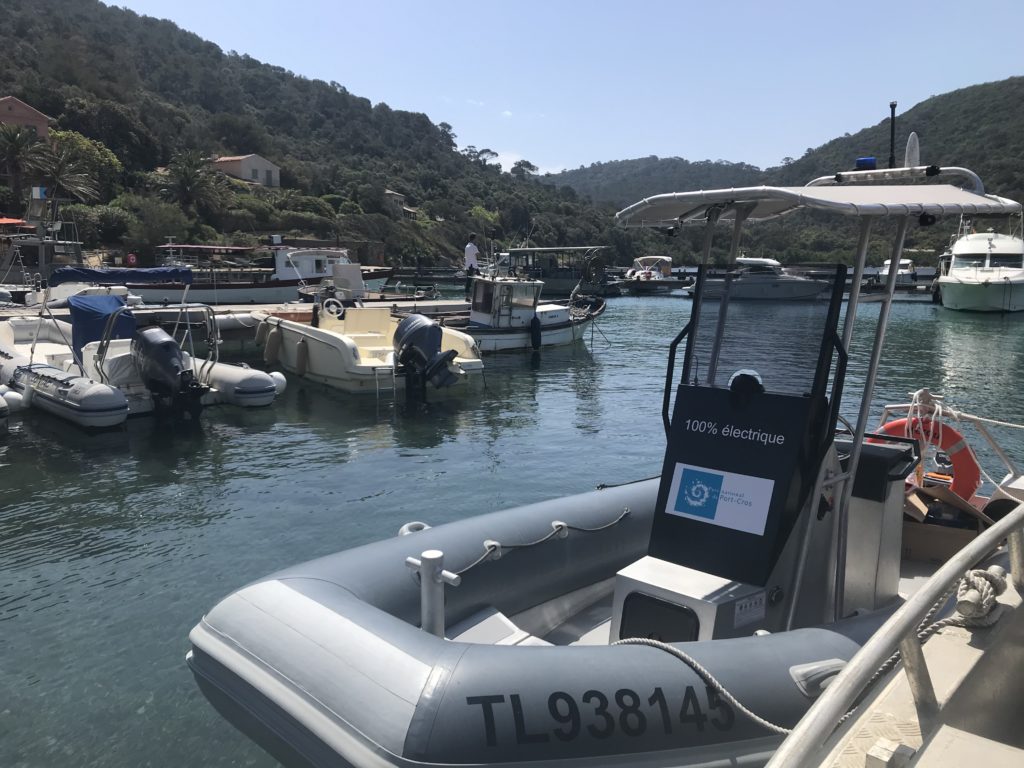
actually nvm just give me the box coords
[613,637,791,735]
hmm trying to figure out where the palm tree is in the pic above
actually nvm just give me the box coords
[37,144,99,221]
[160,150,225,216]
[0,125,47,216]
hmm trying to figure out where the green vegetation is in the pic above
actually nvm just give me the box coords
[0,0,1021,269]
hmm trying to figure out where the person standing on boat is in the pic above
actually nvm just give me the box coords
[464,233,480,300]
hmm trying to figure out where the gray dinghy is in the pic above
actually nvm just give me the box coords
[188,164,1022,767]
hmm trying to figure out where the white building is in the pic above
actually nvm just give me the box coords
[212,154,280,187]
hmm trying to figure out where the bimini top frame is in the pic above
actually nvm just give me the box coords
[615,166,1021,622]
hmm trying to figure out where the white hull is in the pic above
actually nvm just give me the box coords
[939,278,1024,312]
[469,318,593,352]
[257,309,483,394]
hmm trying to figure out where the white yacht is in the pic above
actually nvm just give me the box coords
[693,257,830,300]
[937,221,1024,312]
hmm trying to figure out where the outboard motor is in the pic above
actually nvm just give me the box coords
[392,314,463,400]
[131,326,208,419]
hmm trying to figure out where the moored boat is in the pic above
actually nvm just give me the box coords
[691,257,831,301]
[438,273,605,352]
[255,305,483,396]
[188,161,1022,768]
[937,216,1024,312]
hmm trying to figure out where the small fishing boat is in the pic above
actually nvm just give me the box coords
[502,246,618,297]
[937,215,1024,312]
[691,257,831,301]
[254,305,483,396]
[188,161,1022,768]
[434,273,605,352]
[128,246,389,305]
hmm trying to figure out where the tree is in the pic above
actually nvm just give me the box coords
[510,159,538,179]
[0,125,47,216]
[36,144,100,221]
[49,130,123,202]
[160,150,229,219]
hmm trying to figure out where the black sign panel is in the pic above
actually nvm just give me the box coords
[649,384,822,586]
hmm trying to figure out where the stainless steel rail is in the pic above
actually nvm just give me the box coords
[766,496,1024,768]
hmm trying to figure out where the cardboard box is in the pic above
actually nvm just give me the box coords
[901,486,992,563]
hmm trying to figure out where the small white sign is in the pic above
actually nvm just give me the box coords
[734,592,767,628]
[665,462,775,536]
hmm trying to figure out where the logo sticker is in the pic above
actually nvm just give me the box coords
[666,463,775,536]
[676,468,723,519]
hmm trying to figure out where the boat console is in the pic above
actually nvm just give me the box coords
[612,265,918,641]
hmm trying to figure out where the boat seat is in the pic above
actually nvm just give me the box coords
[446,606,553,646]
[344,332,387,342]
[100,352,139,387]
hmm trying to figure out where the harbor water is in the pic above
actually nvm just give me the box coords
[2,295,1024,767]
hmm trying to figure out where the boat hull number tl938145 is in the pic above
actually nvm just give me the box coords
[466,685,736,747]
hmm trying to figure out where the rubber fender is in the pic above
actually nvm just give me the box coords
[263,326,281,365]
[295,338,309,376]
[255,320,270,346]
[530,315,542,350]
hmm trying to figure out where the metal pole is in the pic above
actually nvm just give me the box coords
[841,219,873,349]
[889,101,897,169]
[405,549,461,637]
[833,216,909,621]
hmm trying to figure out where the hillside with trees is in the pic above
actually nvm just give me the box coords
[0,0,1020,270]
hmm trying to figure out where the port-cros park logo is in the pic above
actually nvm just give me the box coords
[676,468,723,519]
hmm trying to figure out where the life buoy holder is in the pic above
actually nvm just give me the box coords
[126,253,138,266]
[872,417,981,501]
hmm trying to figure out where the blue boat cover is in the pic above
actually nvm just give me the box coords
[49,266,193,287]
[68,295,136,358]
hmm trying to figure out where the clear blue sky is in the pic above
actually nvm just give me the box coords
[113,0,1023,174]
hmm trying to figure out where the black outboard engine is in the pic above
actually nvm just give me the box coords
[131,326,209,419]
[392,314,463,400]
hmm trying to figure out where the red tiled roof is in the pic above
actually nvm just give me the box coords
[0,217,27,225]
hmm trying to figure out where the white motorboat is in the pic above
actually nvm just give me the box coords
[0,298,282,427]
[188,162,1023,768]
[692,257,831,300]
[616,255,685,294]
[127,247,389,305]
[937,218,1024,312]
[882,257,919,287]
[447,274,605,352]
[255,305,483,396]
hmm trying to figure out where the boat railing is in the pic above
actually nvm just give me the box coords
[765,494,1024,768]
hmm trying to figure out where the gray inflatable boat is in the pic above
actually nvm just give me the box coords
[188,167,1021,767]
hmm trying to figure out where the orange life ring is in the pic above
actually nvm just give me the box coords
[874,417,981,501]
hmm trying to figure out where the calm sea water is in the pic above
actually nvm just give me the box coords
[2,295,1023,767]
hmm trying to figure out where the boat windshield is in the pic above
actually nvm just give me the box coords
[952,253,986,268]
[509,283,540,308]
[990,253,1024,269]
